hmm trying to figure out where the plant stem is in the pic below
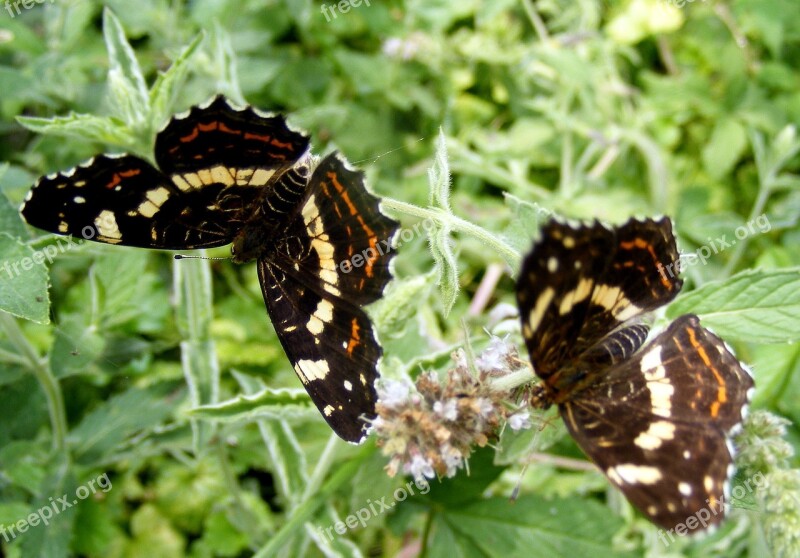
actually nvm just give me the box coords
[489,366,536,393]
[0,313,68,452]
[301,433,340,502]
[174,253,220,452]
[381,198,521,272]
[252,442,373,558]
[520,0,550,42]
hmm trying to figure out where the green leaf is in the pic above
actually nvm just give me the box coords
[0,232,50,323]
[370,274,432,337]
[19,457,77,558]
[748,343,800,408]
[15,113,136,150]
[429,223,459,317]
[428,128,452,213]
[0,188,29,240]
[426,495,636,558]
[666,269,800,344]
[102,8,150,130]
[502,193,551,256]
[68,386,175,464]
[233,371,309,504]
[50,314,106,379]
[702,118,748,179]
[149,32,205,132]
[188,387,317,423]
[208,22,244,103]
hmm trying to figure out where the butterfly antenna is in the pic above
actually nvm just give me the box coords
[351,137,427,165]
[174,254,230,261]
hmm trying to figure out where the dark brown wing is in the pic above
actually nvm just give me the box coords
[258,153,398,442]
[561,315,754,530]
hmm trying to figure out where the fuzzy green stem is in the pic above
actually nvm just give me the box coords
[174,254,220,452]
[301,433,340,502]
[489,366,537,393]
[381,198,521,272]
[722,183,771,277]
[0,313,68,452]
[253,442,374,558]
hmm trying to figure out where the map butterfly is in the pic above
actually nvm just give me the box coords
[20,95,398,443]
[515,217,754,531]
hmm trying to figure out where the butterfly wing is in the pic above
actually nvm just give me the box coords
[516,218,683,384]
[561,315,754,530]
[21,96,309,250]
[258,153,398,442]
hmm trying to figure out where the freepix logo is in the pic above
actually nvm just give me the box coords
[4,0,55,18]
[316,478,430,541]
[319,0,370,23]
[0,473,112,543]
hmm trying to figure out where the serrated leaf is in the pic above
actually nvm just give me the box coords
[233,371,309,504]
[429,223,459,317]
[103,8,149,130]
[188,387,316,422]
[502,193,551,255]
[0,233,50,323]
[68,386,175,463]
[0,189,29,240]
[149,32,205,130]
[428,128,452,213]
[666,269,800,344]
[426,495,636,558]
[15,113,136,149]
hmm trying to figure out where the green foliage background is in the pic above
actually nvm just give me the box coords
[0,0,799,557]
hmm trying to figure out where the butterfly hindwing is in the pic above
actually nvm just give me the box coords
[259,261,381,442]
[257,154,398,442]
[561,315,753,529]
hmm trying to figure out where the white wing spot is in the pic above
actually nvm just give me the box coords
[94,210,122,242]
[607,464,663,485]
[641,345,674,418]
[634,420,676,450]
[528,287,555,331]
[294,359,330,384]
[249,168,276,186]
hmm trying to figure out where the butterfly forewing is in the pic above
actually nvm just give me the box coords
[517,218,683,385]
[155,95,309,177]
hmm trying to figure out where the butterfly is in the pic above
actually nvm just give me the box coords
[21,95,398,443]
[515,217,754,531]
